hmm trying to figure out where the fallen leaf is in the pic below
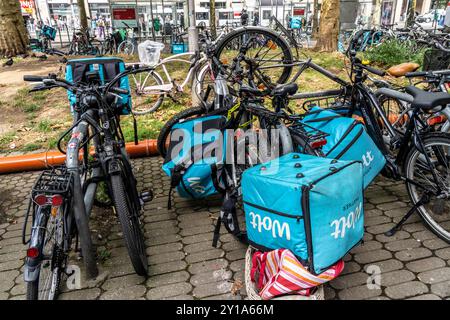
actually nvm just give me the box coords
[230,279,243,295]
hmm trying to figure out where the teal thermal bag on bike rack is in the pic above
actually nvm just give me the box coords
[242,153,364,275]
[65,57,132,115]
[162,115,228,206]
[302,107,386,189]
[41,25,57,40]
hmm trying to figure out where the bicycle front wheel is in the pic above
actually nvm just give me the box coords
[117,40,135,55]
[110,170,148,276]
[214,27,293,91]
[404,133,450,243]
[131,71,165,115]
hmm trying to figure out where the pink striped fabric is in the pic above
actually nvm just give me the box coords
[250,249,344,300]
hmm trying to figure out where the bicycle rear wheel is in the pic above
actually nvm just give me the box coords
[26,206,64,300]
[214,27,293,91]
[131,71,165,115]
[404,133,450,243]
[118,40,135,55]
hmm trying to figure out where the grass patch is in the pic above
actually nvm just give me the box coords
[22,143,42,152]
[362,39,426,68]
[37,119,53,132]
[0,132,16,150]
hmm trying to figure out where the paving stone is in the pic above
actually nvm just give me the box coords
[338,285,382,300]
[366,223,395,235]
[407,294,441,300]
[385,281,428,299]
[403,223,427,233]
[384,239,421,251]
[406,257,446,273]
[146,270,190,289]
[182,233,214,245]
[108,263,137,278]
[0,259,23,272]
[377,202,407,211]
[435,248,450,260]
[186,249,224,264]
[350,241,382,254]
[148,250,185,265]
[354,249,392,264]
[374,231,410,243]
[145,234,182,246]
[229,259,245,272]
[146,282,192,299]
[412,230,436,242]
[190,269,232,286]
[430,280,450,298]
[221,241,247,252]
[149,260,187,276]
[146,242,183,256]
[188,258,228,275]
[100,285,147,300]
[381,270,415,287]
[59,288,101,300]
[418,267,450,284]
[341,261,361,275]
[101,274,145,291]
[395,248,432,262]
[180,225,214,237]
[193,280,233,299]
[9,282,26,296]
[363,259,403,273]
[369,196,398,205]
[365,216,391,227]
[365,209,383,218]
[324,285,336,300]
[422,238,449,250]
[8,295,25,300]
[161,294,194,300]
[0,292,8,300]
[330,272,369,290]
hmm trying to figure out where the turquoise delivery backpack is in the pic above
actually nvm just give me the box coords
[162,115,228,206]
[41,25,57,41]
[65,57,132,115]
[302,107,386,189]
[242,153,364,274]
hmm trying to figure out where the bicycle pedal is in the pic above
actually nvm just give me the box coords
[140,190,154,203]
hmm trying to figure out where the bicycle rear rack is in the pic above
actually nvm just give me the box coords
[23,167,73,245]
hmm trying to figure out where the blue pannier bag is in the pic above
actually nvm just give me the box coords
[65,57,131,115]
[41,25,57,40]
[242,153,364,274]
[302,107,386,188]
[162,115,228,207]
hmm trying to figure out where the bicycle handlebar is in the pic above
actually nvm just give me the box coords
[23,75,46,82]
[360,64,386,77]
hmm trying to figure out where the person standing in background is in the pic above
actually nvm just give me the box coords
[98,18,105,39]
[179,12,185,29]
[253,11,259,26]
[241,8,249,26]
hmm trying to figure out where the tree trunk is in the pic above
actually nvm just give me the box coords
[0,0,29,57]
[312,0,320,38]
[407,0,417,27]
[371,0,382,27]
[77,0,88,31]
[315,0,340,52]
[210,0,216,38]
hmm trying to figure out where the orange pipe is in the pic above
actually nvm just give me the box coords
[0,139,159,174]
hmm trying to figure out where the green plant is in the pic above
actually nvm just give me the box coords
[0,132,16,150]
[362,39,426,67]
[23,143,42,152]
[37,119,53,132]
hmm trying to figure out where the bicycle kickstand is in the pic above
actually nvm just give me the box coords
[385,192,431,237]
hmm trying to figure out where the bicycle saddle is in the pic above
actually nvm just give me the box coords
[272,83,298,97]
[387,62,420,77]
[406,86,450,111]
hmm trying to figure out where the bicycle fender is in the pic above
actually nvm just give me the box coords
[23,264,41,282]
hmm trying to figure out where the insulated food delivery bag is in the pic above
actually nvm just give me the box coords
[242,153,364,274]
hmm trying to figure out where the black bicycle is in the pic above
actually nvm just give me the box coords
[23,67,153,299]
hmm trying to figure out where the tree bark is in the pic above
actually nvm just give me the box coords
[0,0,29,57]
[210,0,216,38]
[315,0,340,52]
[407,0,417,27]
[312,0,320,38]
[77,0,88,31]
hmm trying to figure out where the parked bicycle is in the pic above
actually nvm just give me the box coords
[22,64,153,299]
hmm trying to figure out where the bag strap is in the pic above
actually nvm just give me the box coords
[303,115,342,123]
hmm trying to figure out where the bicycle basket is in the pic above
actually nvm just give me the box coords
[138,40,165,66]
[40,25,57,41]
[65,57,132,115]
[423,48,450,71]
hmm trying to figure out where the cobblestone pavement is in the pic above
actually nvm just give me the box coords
[1,156,450,300]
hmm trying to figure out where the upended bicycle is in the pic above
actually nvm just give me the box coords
[22,66,153,299]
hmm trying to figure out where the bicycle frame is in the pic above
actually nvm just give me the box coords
[131,51,208,95]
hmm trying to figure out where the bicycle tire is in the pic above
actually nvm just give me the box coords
[110,172,148,276]
[131,71,165,115]
[117,40,135,55]
[404,132,450,243]
[157,106,207,158]
[214,26,293,89]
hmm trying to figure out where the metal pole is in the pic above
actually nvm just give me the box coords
[188,0,198,51]
[150,0,156,40]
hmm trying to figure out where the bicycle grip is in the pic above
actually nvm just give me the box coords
[24,75,45,82]
[405,71,427,78]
